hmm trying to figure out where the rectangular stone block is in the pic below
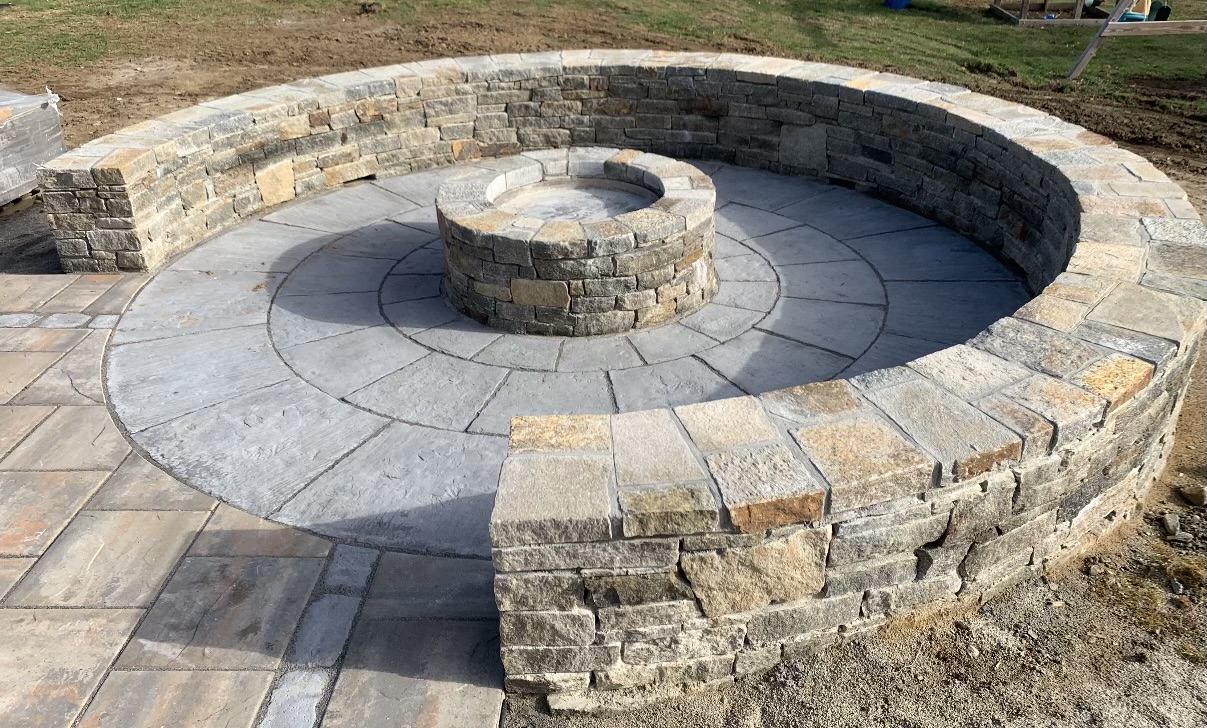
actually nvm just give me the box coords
[501,645,620,674]
[746,593,862,646]
[618,481,719,537]
[674,396,779,451]
[705,443,825,532]
[495,572,584,611]
[794,415,936,512]
[491,454,614,547]
[493,538,679,573]
[500,609,596,647]
[828,512,950,567]
[611,409,706,487]
[680,528,828,617]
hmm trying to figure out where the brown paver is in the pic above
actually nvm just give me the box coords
[0,406,129,470]
[0,609,142,727]
[0,352,60,402]
[188,504,331,558]
[0,275,77,312]
[77,670,272,728]
[6,510,208,607]
[36,275,122,314]
[117,556,324,669]
[87,452,216,511]
[0,471,109,556]
[12,330,107,405]
[0,328,88,353]
[323,620,504,728]
[0,558,33,598]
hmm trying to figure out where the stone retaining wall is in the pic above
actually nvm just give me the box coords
[36,50,1207,704]
[437,147,717,335]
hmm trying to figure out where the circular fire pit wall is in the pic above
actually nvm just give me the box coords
[435,148,718,336]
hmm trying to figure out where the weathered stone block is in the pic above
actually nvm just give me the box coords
[746,593,862,646]
[680,528,829,617]
[618,481,720,537]
[794,415,936,512]
[704,444,825,532]
[674,396,779,451]
[491,454,613,547]
[612,409,706,487]
[585,570,694,608]
[500,609,596,647]
[495,573,584,611]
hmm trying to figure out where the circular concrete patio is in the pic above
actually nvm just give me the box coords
[105,160,1028,556]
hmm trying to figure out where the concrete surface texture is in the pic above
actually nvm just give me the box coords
[103,161,1025,557]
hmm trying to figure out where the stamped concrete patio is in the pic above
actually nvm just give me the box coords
[1,161,1026,726]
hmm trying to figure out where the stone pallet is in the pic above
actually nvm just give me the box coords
[1,90,65,205]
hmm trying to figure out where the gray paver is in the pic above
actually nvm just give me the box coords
[0,313,41,327]
[324,544,379,593]
[713,203,802,240]
[711,165,831,210]
[382,295,460,335]
[389,204,440,236]
[0,405,129,471]
[392,245,445,276]
[328,219,436,259]
[611,358,744,412]
[698,330,851,394]
[88,314,120,329]
[287,594,361,666]
[374,166,469,205]
[347,354,507,430]
[0,327,88,352]
[5,510,206,607]
[361,552,497,620]
[778,259,885,304]
[173,220,332,272]
[0,471,108,556]
[78,670,272,728]
[269,291,382,348]
[322,620,504,728]
[557,336,644,371]
[759,298,883,358]
[279,253,395,296]
[117,556,324,669]
[280,325,426,398]
[112,270,283,345]
[884,281,1030,345]
[0,559,32,598]
[744,226,858,265]
[37,312,91,328]
[714,254,778,282]
[189,504,331,557]
[846,226,1016,281]
[473,335,564,370]
[778,187,934,240]
[83,274,149,316]
[265,182,416,233]
[0,609,142,728]
[108,326,293,432]
[37,275,121,314]
[275,423,507,556]
[628,323,719,364]
[137,378,385,513]
[12,329,107,405]
[711,281,778,311]
[412,319,503,358]
[380,274,442,304]
[258,670,329,728]
[842,334,946,378]
[87,452,216,511]
[681,303,764,342]
[470,371,614,435]
[713,233,755,259]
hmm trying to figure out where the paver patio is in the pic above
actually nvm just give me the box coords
[0,160,1027,726]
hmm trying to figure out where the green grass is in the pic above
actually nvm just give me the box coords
[1,0,1203,117]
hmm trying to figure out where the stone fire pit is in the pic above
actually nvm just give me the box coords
[435,147,717,336]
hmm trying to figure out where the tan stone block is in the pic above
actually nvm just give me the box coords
[705,444,825,533]
[511,279,570,309]
[618,481,719,537]
[255,161,295,208]
[1071,354,1153,414]
[1066,242,1145,281]
[794,416,935,512]
[323,157,381,186]
[1014,294,1089,333]
[278,116,310,140]
[675,396,779,451]
[680,528,829,617]
[510,414,611,453]
[761,380,862,423]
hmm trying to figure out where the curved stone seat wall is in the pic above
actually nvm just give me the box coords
[36,51,1207,702]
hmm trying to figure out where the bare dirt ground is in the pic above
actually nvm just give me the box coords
[1,7,1203,725]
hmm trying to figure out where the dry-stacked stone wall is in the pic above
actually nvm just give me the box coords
[436,147,717,335]
[36,51,1207,704]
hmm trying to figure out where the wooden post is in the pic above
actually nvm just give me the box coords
[1068,0,1133,79]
